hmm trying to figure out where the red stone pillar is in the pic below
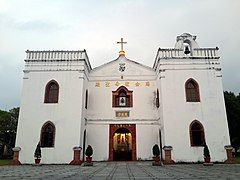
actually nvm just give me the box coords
[224,145,234,164]
[163,146,175,165]
[132,133,137,161]
[70,147,82,165]
[11,147,21,165]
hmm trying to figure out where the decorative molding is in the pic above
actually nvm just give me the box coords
[73,147,82,151]
[163,146,173,150]
[12,147,21,152]
[86,118,160,125]
[25,50,92,72]
[159,68,217,71]
[86,118,160,121]
[224,145,233,150]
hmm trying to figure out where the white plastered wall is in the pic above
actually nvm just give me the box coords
[159,63,230,162]
[85,57,160,161]
[16,71,84,164]
[86,124,109,161]
[136,124,159,160]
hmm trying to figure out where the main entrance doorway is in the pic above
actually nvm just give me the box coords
[113,128,132,161]
[109,124,136,161]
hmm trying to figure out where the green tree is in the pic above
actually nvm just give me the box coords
[0,107,19,158]
[224,91,240,151]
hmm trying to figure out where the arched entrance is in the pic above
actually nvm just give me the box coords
[109,124,136,161]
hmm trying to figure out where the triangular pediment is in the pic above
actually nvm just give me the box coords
[90,56,155,77]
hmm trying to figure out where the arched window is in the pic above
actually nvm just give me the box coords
[40,121,55,148]
[44,80,59,103]
[189,120,205,146]
[112,86,133,107]
[185,78,200,102]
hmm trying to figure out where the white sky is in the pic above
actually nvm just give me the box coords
[0,0,239,110]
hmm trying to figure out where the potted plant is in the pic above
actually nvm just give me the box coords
[203,144,210,162]
[85,145,93,166]
[34,143,41,164]
[203,144,213,166]
[152,144,161,166]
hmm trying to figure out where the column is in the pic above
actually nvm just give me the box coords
[70,147,82,165]
[224,145,234,164]
[163,146,175,165]
[11,147,21,165]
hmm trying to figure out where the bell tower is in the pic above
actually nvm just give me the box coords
[174,33,200,56]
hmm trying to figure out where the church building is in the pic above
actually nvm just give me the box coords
[14,33,231,164]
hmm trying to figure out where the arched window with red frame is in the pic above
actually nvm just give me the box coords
[40,121,55,148]
[185,78,200,102]
[44,80,59,103]
[189,120,205,146]
[112,86,133,107]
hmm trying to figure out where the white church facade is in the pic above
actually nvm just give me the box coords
[14,33,231,164]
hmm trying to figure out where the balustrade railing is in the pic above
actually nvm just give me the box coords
[25,50,86,61]
[157,48,219,59]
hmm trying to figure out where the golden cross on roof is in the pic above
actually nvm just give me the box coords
[117,38,127,56]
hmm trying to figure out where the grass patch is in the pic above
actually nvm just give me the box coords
[0,159,11,166]
[233,157,240,164]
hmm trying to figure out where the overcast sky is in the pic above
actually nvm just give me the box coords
[0,0,239,110]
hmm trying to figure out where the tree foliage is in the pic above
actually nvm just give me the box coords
[0,107,19,158]
[203,144,210,158]
[224,91,240,149]
[34,143,41,159]
[85,145,93,157]
[152,144,160,157]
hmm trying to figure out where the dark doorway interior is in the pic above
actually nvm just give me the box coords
[113,128,132,161]
[82,130,86,161]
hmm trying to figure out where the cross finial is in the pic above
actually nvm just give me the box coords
[117,38,127,56]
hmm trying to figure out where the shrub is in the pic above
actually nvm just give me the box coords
[85,145,93,157]
[203,144,210,158]
[152,144,160,157]
[34,143,41,159]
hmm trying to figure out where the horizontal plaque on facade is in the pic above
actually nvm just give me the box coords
[116,111,129,118]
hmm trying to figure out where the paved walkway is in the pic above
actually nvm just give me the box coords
[0,162,240,179]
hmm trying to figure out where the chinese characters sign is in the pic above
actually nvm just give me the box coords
[116,111,130,118]
[95,81,151,87]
